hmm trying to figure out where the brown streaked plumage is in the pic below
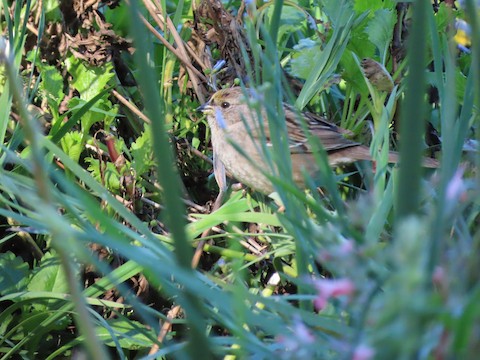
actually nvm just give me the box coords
[199,87,438,194]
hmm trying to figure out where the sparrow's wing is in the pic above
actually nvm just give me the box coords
[282,104,360,153]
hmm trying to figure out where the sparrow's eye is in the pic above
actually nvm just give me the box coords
[221,101,230,109]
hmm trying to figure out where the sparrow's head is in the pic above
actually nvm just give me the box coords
[198,88,249,113]
[198,88,254,129]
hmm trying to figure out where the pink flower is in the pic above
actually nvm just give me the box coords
[292,317,315,344]
[317,240,355,263]
[338,239,355,255]
[276,316,315,353]
[446,167,466,201]
[313,278,355,310]
[352,344,375,360]
[432,266,446,286]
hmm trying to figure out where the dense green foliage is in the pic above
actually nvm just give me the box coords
[0,0,479,359]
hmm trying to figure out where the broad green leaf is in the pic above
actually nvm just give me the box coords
[45,0,61,21]
[49,87,112,143]
[85,158,122,192]
[65,56,114,101]
[290,39,321,80]
[433,2,453,32]
[322,0,354,27]
[340,50,369,96]
[96,318,156,350]
[28,252,69,295]
[425,69,468,106]
[18,309,70,334]
[39,65,64,109]
[130,127,155,175]
[348,14,376,61]
[354,0,395,13]
[68,97,118,134]
[295,1,356,110]
[60,131,84,163]
[0,252,29,294]
[264,5,305,46]
[26,252,71,314]
[367,9,396,62]
[0,311,14,336]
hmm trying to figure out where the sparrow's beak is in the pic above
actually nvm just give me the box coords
[197,101,213,115]
[196,101,209,113]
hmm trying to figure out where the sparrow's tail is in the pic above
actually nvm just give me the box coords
[329,145,439,168]
[386,149,439,168]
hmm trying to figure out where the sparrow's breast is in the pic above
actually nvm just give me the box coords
[213,121,274,194]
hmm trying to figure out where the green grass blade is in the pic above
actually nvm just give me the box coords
[395,0,429,220]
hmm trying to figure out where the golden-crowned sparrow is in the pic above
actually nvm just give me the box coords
[199,87,438,194]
